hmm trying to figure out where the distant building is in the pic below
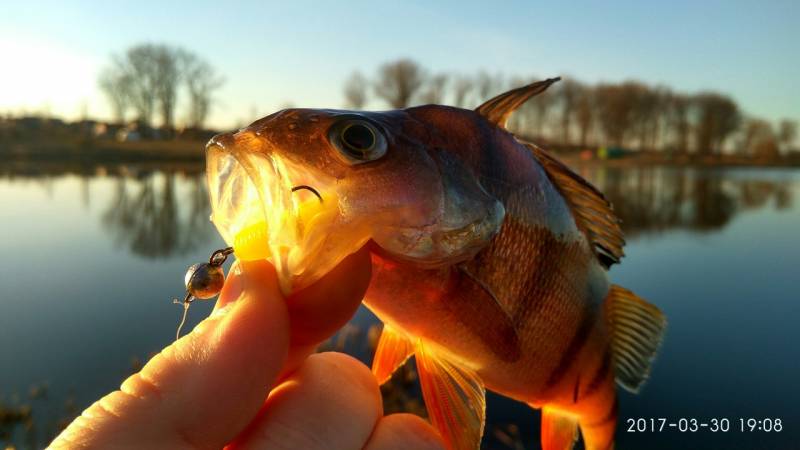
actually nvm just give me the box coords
[597,146,631,160]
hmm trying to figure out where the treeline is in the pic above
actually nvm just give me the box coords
[99,43,224,131]
[343,59,798,156]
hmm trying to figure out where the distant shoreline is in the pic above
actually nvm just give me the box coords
[2,140,799,175]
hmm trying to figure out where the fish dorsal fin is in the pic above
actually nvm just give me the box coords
[525,142,626,266]
[541,407,579,450]
[416,340,486,450]
[475,77,561,128]
[371,324,415,385]
[604,285,667,392]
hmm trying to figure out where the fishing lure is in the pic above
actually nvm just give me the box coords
[173,186,323,338]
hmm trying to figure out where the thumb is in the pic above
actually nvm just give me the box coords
[51,262,290,449]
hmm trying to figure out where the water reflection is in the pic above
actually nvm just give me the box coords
[579,166,793,236]
[94,165,796,257]
[3,163,793,258]
[102,172,212,258]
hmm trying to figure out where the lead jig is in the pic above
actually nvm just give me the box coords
[173,246,234,340]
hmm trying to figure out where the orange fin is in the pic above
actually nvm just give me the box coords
[371,324,414,385]
[525,142,625,266]
[605,285,666,392]
[541,407,579,450]
[416,340,486,450]
[475,78,561,128]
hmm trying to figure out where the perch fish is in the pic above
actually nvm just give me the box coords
[204,79,666,450]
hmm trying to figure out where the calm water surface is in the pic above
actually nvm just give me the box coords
[1,164,798,449]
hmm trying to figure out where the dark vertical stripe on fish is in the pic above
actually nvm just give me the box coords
[572,374,581,403]
[582,348,612,398]
[544,303,597,390]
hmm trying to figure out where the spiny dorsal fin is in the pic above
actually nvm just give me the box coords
[604,285,667,393]
[524,142,626,266]
[475,77,561,128]
[371,324,415,385]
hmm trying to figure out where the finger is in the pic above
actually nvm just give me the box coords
[285,245,372,347]
[228,352,382,450]
[275,246,372,379]
[364,414,445,450]
[51,261,290,449]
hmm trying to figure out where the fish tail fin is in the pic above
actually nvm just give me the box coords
[540,407,579,450]
[604,285,667,392]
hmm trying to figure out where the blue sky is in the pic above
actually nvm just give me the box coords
[1,0,797,129]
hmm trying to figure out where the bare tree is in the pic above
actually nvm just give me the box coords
[101,43,223,131]
[152,45,183,132]
[475,71,505,101]
[121,45,160,126]
[594,82,640,147]
[343,71,368,109]
[451,75,474,108]
[506,76,532,133]
[740,118,772,154]
[419,74,448,104]
[575,88,594,147]
[630,83,661,150]
[666,93,691,152]
[740,119,778,158]
[374,59,425,108]
[531,81,555,139]
[778,119,798,151]
[98,67,131,123]
[693,93,740,155]
[184,55,224,129]
[556,78,581,145]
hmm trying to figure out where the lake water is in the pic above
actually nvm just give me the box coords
[1,163,798,449]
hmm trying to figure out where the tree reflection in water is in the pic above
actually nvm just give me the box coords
[96,166,794,259]
[102,171,214,258]
[578,166,793,237]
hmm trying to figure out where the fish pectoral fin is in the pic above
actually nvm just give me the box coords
[541,407,579,450]
[605,285,667,392]
[371,323,415,385]
[445,266,522,362]
[416,340,486,450]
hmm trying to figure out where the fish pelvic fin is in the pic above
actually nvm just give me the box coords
[416,340,486,450]
[541,407,579,450]
[605,285,667,392]
[475,77,560,128]
[371,323,415,385]
[525,142,626,267]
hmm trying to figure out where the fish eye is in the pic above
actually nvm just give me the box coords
[329,118,387,164]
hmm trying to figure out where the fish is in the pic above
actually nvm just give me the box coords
[205,78,666,450]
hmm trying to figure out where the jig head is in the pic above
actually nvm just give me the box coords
[173,246,234,340]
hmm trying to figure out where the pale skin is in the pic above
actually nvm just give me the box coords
[50,252,444,450]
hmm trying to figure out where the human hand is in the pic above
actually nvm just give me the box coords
[50,248,444,450]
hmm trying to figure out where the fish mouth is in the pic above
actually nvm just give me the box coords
[206,132,349,294]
